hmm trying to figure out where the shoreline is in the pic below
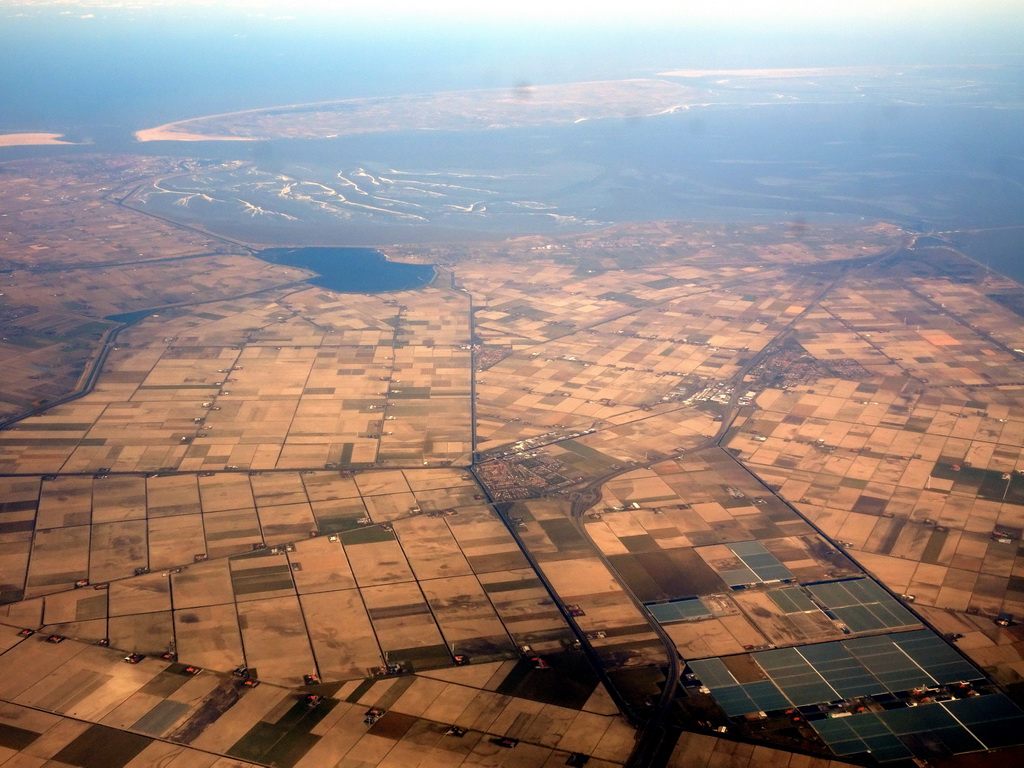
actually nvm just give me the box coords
[942,225,1024,288]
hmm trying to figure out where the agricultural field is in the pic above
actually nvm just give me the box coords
[2,151,1023,765]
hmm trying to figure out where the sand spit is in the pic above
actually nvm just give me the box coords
[0,132,80,147]
[134,126,259,142]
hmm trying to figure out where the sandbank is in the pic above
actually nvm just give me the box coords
[134,125,258,142]
[0,132,79,147]
[658,66,912,78]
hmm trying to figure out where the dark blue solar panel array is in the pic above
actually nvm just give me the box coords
[892,631,981,684]
[688,658,735,688]
[806,578,919,633]
[944,694,1024,749]
[846,631,982,688]
[646,598,713,623]
[841,634,935,692]
[810,694,1024,763]
[882,704,982,754]
[687,658,792,717]
[733,540,794,582]
[710,679,791,717]
[811,713,914,763]
[685,570,1008,762]
[755,648,839,706]
[768,587,818,614]
[798,642,885,699]
[690,631,984,719]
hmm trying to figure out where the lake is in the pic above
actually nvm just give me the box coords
[258,247,436,293]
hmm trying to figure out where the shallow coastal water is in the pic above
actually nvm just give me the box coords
[4,9,1023,286]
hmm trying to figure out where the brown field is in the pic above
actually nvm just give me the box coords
[3,147,1024,764]
[0,468,592,692]
[0,630,634,766]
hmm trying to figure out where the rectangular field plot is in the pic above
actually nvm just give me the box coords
[362,582,449,669]
[147,514,207,569]
[733,589,842,646]
[393,516,473,580]
[250,472,308,506]
[88,520,148,582]
[255,501,316,544]
[300,588,382,680]
[39,587,106,626]
[664,614,768,659]
[173,603,245,672]
[447,506,531,573]
[300,472,361,502]
[236,596,317,686]
[108,572,171,617]
[1,466,563,687]
[203,508,262,559]
[25,526,90,597]
[198,474,255,514]
[91,476,146,522]
[355,470,411,497]
[309,497,369,534]
[420,575,515,658]
[287,536,356,594]
[145,475,201,517]
[228,551,296,602]
[608,549,724,602]
[478,569,571,650]
[342,533,415,586]
[37,476,92,528]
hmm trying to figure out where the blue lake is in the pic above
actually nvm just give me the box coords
[258,247,435,293]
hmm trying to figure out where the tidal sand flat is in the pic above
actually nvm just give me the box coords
[0,133,78,147]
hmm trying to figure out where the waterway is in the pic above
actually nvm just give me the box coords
[257,246,435,293]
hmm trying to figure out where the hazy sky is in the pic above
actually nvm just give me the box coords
[6,0,1023,39]
[324,0,1022,23]
[6,0,1024,25]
